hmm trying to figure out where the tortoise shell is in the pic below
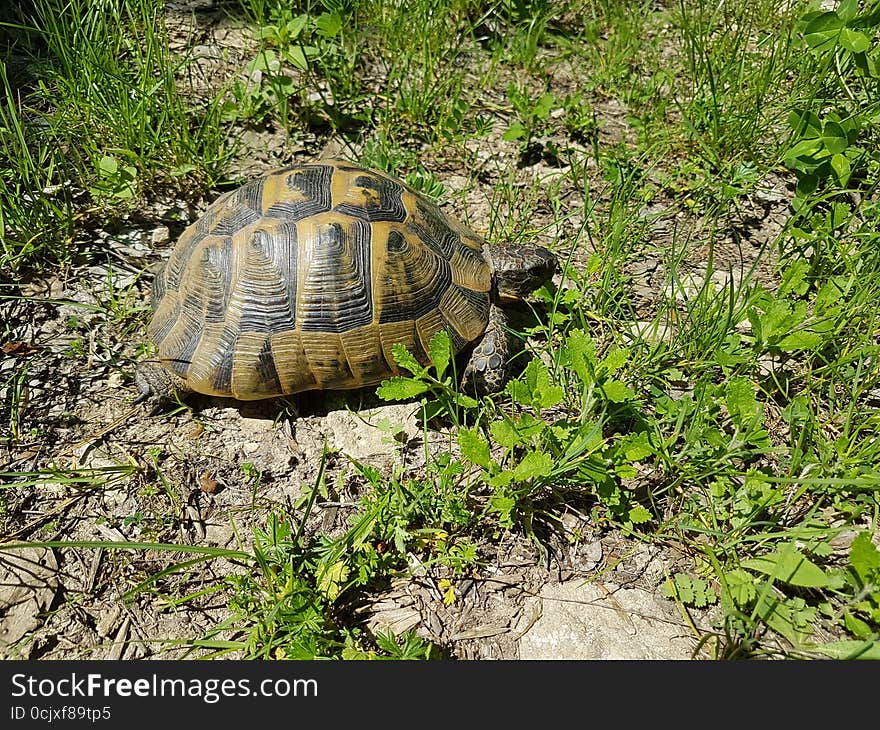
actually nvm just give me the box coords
[147,160,492,400]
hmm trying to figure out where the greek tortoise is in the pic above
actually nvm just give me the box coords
[134,160,556,405]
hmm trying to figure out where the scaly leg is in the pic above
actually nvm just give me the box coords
[461,304,515,395]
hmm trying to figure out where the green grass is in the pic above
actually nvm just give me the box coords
[0,0,229,276]
[2,0,880,660]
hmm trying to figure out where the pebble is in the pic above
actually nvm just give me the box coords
[151,226,170,245]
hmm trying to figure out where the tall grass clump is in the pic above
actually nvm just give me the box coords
[672,0,808,167]
[0,0,229,275]
[0,61,78,274]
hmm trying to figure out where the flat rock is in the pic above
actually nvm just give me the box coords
[0,548,59,649]
[300,403,421,466]
[517,581,699,660]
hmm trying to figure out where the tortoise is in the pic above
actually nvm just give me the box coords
[134,159,556,405]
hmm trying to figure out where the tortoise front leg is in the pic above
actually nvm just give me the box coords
[134,361,192,410]
[461,304,516,395]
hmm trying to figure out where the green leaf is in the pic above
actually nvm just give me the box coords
[521,358,564,410]
[521,357,541,395]
[692,580,717,607]
[663,573,715,607]
[821,120,849,154]
[628,505,652,524]
[488,493,516,528]
[788,108,822,135]
[778,259,810,297]
[784,138,825,167]
[843,610,873,639]
[487,469,514,489]
[564,329,596,385]
[758,298,803,340]
[830,153,851,186]
[837,0,859,22]
[505,378,532,406]
[532,92,556,120]
[795,173,819,197]
[853,49,880,78]
[714,344,744,368]
[815,277,846,311]
[428,329,452,379]
[282,45,309,71]
[724,568,758,607]
[849,531,880,583]
[458,428,490,470]
[550,422,575,442]
[602,380,634,403]
[98,155,118,174]
[663,574,693,604]
[810,640,880,660]
[255,23,280,41]
[512,450,553,481]
[315,11,342,37]
[598,347,629,375]
[777,330,824,351]
[614,462,637,479]
[169,163,197,178]
[452,392,479,409]
[620,431,654,461]
[535,381,564,410]
[391,343,426,377]
[741,545,828,588]
[724,376,761,427]
[514,414,545,441]
[839,28,870,53]
[376,377,430,401]
[502,122,527,141]
[490,419,525,449]
[247,49,281,73]
[755,594,816,645]
[803,11,844,51]
[316,560,349,600]
[285,14,308,39]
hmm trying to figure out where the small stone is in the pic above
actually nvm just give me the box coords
[830,530,858,553]
[239,416,274,434]
[0,548,59,647]
[96,605,122,638]
[102,488,129,511]
[316,404,421,466]
[151,226,170,245]
[518,581,700,660]
[572,540,603,573]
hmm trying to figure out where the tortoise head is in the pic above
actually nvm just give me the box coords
[486,243,557,302]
